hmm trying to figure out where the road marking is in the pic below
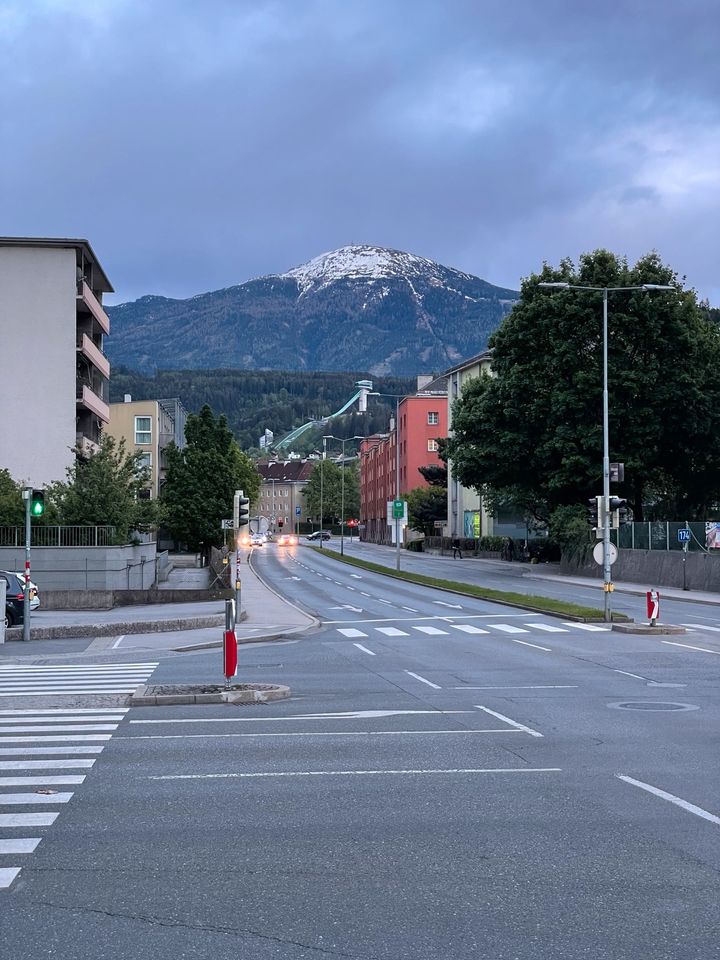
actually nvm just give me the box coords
[111,635,125,649]
[323,614,539,625]
[506,637,552,651]
[0,759,96,769]
[0,708,129,715]
[0,716,125,724]
[330,605,363,613]
[487,624,528,634]
[617,775,720,826]
[149,767,563,781]
[401,607,419,612]
[562,623,610,631]
[474,705,543,738]
[360,592,372,597]
[0,868,21,890]
[0,838,41,854]
[455,685,577,690]
[377,599,393,604]
[129,710,472,725]
[0,725,119,733]
[0,792,74,805]
[0,776,86,787]
[0,735,112,743]
[433,601,463,609]
[614,669,649,680]
[122,729,522,741]
[661,640,720,655]
[680,623,720,633]
[0,813,59,827]
[375,627,409,637]
[450,625,489,634]
[0,663,156,672]
[0,690,138,697]
[350,575,362,579]
[352,643,376,656]
[413,626,448,636]
[0,746,104,756]
[337,628,368,639]
[404,670,441,689]
[528,623,567,633]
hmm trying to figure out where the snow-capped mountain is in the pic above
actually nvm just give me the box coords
[106,245,519,375]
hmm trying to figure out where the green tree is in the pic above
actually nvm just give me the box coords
[0,469,23,525]
[161,405,260,551]
[406,485,448,534]
[53,436,158,542]
[418,464,447,487]
[302,461,360,524]
[446,249,720,524]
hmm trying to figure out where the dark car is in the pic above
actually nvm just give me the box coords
[2,571,24,628]
[305,530,331,541]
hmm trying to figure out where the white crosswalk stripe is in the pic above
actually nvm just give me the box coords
[337,628,368,638]
[376,627,409,637]
[0,704,131,890]
[0,662,158,698]
[451,625,490,635]
[487,624,529,634]
[332,619,612,643]
[528,623,568,633]
[562,623,610,632]
[413,626,448,636]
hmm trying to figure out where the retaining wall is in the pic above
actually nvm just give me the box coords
[562,548,720,592]
[0,543,158,591]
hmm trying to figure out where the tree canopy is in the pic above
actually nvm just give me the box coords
[161,405,260,551]
[406,485,447,534]
[302,460,360,524]
[0,469,24,526]
[446,250,720,523]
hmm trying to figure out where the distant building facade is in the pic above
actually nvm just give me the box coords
[107,396,188,499]
[257,460,315,532]
[0,237,113,486]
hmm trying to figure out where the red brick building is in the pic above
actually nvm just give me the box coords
[360,387,447,543]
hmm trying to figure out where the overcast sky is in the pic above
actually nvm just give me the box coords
[2,0,718,305]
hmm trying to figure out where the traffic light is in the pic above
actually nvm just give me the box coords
[277,518,284,528]
[233,490,250,528]
[609,497,630,528]
[30,489,45,517]
[587,496,604,539]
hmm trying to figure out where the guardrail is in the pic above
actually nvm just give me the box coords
[0,526,118,547]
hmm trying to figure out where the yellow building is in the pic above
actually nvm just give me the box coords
[107,396,187,499]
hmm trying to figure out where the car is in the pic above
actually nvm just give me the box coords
[277,533,298,546]
[2,572,25,629]
[3,571,40,610]
[250,533,264,547]
[305,530,331,541]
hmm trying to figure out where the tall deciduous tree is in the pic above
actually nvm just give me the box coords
[0,469,23,526]
[161,405,260,551]
[406,486,447,534]
[446,250,720,523]
[302,461,360,524]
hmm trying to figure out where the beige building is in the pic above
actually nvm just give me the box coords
[257,461,315,533]
[0,237,113,486]
[107,397,187,499]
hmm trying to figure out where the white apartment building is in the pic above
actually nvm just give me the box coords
[0,237,113,487]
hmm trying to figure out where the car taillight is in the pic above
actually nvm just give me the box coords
[15,593,24,600]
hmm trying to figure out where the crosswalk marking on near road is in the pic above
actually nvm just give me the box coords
[333,619,611,643]
[0,662,158,699]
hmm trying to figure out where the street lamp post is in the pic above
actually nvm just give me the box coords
[368,392,404,571]
[539,280,675,621]
[323,434,364,555]
[319,436,326,549]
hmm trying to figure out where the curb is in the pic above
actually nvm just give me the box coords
[524,573,720,608]
[247,550,320,628]
[129,682,291,706]
[173,622,310,652]
[611,623,687,635]
[4,611,244,642]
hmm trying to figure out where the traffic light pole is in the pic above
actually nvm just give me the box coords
[602,289,612,622]
[22,488,31,643]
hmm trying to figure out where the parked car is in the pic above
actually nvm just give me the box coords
[1,572,24,628]
[3,571,40,610]
[277,533,298,546]
[305,530,331,541]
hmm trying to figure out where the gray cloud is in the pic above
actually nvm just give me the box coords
[1,0,718,306]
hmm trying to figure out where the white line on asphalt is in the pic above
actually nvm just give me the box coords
[121,729,522,741]
[506,637,552,651]
[352,643,376,656]
[0,716,125,723]
[616,774,720,826]
[149,767,563,781]
[614,669,649,680]
[322,614,540,624]
[680,623,720,633]
[401,607,419,612]
[474,705,543,738]
[527,623,567,633]
[662,640,720,655]
[0,813,59,826]
[404,670,441,689]
[0,838,41,854]
[0,792,74,805]
[0,759,95,769]
[454,685,577,690]
[413,626,447,635]
[0,708,129,715]
[111,635,126,649]
[488,624,528,634]
[450,625,489,634]
[0,663,157,671]
[337,628,368,638]
[0,735,112,743]
[0,747,104,755]
[375,627,409,637]
[0,868,21,889]
[129,710,471,725]
[0,725,118,733]
[377,599,393,604]
[562,623,610,632]
[350,575,362,579]
[360,592,371,597]
[346,587,356,591]
[0,689,144,697]
[0,776,86,787]
[433,601,463,609]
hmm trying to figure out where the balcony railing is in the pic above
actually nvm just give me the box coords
[76,333,110,379]
[77,280,110,334]
[0,525,118,547]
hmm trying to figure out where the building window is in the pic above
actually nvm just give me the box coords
[137,452,152,473]
[135,416,152,444]
[427,411,439,425]
[427,439,439,452]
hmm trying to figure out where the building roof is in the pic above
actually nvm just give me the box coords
[258,461,315,482]
[0,236,114,293]
[442,349,493,376]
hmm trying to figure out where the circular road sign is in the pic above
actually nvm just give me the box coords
[593,541,618,566]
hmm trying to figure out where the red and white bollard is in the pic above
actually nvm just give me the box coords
[646,589,660,626]
[223,628,238,682]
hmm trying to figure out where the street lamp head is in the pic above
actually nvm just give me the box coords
[538,281,570,289]
[641,284,676,291]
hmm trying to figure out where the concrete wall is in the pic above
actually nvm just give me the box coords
[562,548,720,593]
[0,247,77,486]
[0,543,158,591]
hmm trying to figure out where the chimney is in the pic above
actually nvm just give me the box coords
[124,394,132,403]
[417,375,433,391]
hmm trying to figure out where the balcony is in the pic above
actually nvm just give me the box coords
[76,384,109,424]
[75,433,100,459]
[77,280,110,334]
[77,333,110,379]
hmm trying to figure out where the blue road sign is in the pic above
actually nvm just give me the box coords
[295,506,301,516]
[677,529,691,542]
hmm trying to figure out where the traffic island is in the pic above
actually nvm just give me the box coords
[129,682,290,706]
[611,623,687,635]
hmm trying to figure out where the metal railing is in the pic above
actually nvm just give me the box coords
[612,521,716,553]
[0,526,117,547]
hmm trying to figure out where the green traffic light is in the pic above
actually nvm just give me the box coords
[30,490,45,517]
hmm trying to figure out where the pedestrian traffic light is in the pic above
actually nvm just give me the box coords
[30,489,45,517]
[609,497,629,528]
[233,490,250,528]
[587,496,605,538]
[277,518,284,528]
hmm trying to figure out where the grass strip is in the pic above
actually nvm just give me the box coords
[313,548,626,621]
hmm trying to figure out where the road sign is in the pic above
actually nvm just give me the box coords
[609,462,625,482]
[392,499,404,519]
[677,528,691,543]
[295,506,301,516]
[221,519,234,530]
[387,500,407,526]
[592,542,618,566]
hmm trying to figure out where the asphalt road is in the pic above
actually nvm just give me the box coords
[2,542,719,958]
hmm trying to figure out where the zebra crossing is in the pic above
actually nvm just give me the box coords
[335,620,609,640]
[0,662,158,698]
[0,706,131,891]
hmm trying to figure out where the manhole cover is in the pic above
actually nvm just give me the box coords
[608,701,699,712]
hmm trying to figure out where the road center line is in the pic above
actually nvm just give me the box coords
[148,767,563,781]
[614,669,649,680]
[661,640,720,655]
[474,705,543,738]
[506,637,552,652]
[352,643,376,656]
[616,774,720,826]
[454,685,577,690]
[404,671,441,689]
[120,729,522,741]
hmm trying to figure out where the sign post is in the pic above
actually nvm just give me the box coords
[678,526,690,590]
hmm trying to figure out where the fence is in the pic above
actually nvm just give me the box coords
[612,522,717,553]
[0,526,117,547]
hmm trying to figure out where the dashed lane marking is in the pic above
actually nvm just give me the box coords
[352,643,376,656]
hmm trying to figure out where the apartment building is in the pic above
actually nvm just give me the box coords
[256,460,315,532]
[0,237,113,486]
[107,396,188,498]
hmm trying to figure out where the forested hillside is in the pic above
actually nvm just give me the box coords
[110,368,417,452]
